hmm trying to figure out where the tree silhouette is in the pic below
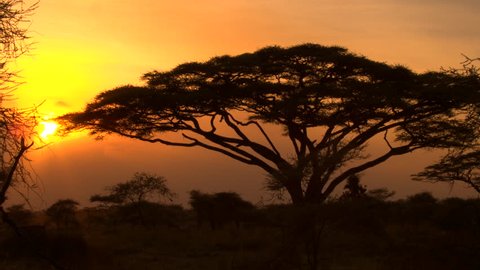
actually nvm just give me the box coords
[90,172,176,227]
[403,192,438,223]
[339,174,367,200]
[414,150,480,193]
[189,190,254,229]
[413,59,480,193]
[61,43,480,204]
[6,203,33,225]
[90,172,175,205]
[0,1,36,202]
[366,188,395,201]
[0,0,38,238]
[46,199,80,229]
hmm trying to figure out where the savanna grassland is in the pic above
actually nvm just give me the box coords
[1,192,480,270]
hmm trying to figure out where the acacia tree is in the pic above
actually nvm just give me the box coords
[414,150,480,193]
[90,172,175,205]
[46,199,80,229]
[90,172,175,227]
[61,44,480,204]
[414,58,480,193]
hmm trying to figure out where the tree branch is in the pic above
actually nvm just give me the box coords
[112,130,198,147]
[0,137,33,205]
[321,144,419,199]
[225,112,282,157]
[182,134,279,175]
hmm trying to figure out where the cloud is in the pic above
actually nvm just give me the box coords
[55,100,71,108]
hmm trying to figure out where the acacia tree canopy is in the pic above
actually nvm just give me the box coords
[413,150,480,194]
[61,44,480,204]
[90,172,175,205]
[46,199,79,228]
[413,59,480,194]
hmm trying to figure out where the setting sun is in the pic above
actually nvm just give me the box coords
[39,121,59,139]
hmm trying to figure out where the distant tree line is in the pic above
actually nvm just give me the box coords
[2,171,480,269]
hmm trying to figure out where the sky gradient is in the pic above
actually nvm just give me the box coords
[10,0,480,207]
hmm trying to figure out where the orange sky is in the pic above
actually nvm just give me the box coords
[9,0,480,208]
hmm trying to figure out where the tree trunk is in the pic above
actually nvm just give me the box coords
[285,178,305,204]
[304,172,326,204]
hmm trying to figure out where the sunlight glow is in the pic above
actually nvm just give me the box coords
[39,121,59,139]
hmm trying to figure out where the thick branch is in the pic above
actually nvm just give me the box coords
[187,114,291,170]
[0,138,33,205]
[225,112,282,157]
[182,134,279,176]
[321,144,419,199]
[109,130,198,147]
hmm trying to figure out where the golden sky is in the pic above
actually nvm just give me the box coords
[10,0,480,207]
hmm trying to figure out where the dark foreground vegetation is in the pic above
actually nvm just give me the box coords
[1,191,479,270]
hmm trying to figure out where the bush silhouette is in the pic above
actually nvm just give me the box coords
[189,190,255,229]
[46,199,80,229]
[6,204,34,226]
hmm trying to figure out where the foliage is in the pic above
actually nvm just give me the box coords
[113,201,185,227]
[434,197,478,230]
[413,58,480,193]
[0,0,37,213]
[189,190,255,229]
[414,150,480,193]
[402,192,438,222]
[339,174,367,200]
[61,43,480,204]
[0,0,34,85]
[366,188,395,201]
[6,203,32,225]
[2,193,480,269]
[45,199,79,229]
[89,172,176,228]
[0,7,39,268]
[406,192,437,204]
[90,172,175,205]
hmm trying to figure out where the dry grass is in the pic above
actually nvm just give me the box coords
[0,199,479,270]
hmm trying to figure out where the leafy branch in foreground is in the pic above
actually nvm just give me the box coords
[0,0,38,208]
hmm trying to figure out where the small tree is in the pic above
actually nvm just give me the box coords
[46,199,79,229]
[339,174,367,200]
[90,172,175,227]
[90,172,175,205]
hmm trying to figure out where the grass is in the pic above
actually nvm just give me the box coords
[1,198,480,269]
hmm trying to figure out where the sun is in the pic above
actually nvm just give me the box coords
[39,121,59,139]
